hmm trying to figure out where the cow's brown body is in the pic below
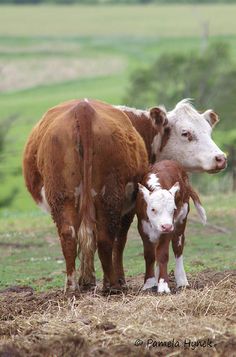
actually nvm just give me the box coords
[23,99,167,292]
[136,160,204,292]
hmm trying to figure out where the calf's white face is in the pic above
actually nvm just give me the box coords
[158,99,227,173]
[139,182,179,233]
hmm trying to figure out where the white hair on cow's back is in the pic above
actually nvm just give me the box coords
[114,105,149,117]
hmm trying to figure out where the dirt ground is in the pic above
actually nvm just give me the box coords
[0,270,235,357]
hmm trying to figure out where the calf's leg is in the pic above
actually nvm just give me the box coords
[155,235,171,293]
[172,221,189,288]
[137,222,157,290]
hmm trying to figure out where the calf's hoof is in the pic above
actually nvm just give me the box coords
[142,277,157,291]
[176,283,190,291]
[157,279,171,294]
[176,279,189,289]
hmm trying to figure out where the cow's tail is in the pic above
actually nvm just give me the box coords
[74,100,96,285]
[189,186,207,225]
[22,134,43,206]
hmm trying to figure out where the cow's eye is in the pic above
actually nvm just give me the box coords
[151,208,156,213]
[182,130,193,141]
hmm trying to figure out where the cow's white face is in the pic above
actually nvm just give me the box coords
[139,182,179,233]
[158,99,227,173]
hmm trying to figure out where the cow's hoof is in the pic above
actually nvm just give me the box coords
[78,275,96,292]
[118,278,128,291]
[79,283,97,292]
[102,284,123,295]
[64,285,80,297]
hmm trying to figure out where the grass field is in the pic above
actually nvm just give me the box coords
[0,193,235,291]
[1,5,236,38]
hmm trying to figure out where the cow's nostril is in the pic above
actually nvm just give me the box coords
[215,154,226,163]
[215,154,227,169]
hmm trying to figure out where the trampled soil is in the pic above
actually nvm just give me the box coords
[0,270,235,357]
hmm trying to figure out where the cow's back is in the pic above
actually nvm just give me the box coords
[23,99,148,208]
[89,100,148,189]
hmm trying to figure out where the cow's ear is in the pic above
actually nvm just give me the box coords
[138,183,151,202]
[149,107,168,127]
[202,110,219,128]
[169,182,180,197]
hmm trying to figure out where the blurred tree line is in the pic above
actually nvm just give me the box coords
[1,0,236,4]
[125,42,236,191]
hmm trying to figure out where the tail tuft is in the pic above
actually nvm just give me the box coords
[194,201,207,225]
[188,184,207,225]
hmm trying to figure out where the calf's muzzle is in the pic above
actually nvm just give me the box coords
[161,224,173,233]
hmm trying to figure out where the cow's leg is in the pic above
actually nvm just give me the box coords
[97,227,121,292]
[96,208,121,293]
[54,203,79,293]
[172,223,189,288]
[112,210,135,287]
[137,222,157,291]
[155,235,171,293]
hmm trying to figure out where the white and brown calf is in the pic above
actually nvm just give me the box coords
[136,160,206,293]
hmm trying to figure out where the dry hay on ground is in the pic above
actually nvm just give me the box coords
[0,270,235,357]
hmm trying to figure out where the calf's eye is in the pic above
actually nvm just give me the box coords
[151,208,156,213]
[181,131,189,137]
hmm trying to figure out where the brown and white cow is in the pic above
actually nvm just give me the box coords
[116,99,227,172]
[23,98,168,292]
[136,160,206,293]
[113,99,226,286]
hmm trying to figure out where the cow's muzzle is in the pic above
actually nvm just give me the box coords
[215,154,227,170]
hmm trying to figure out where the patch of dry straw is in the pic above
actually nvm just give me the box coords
[0,272,235,356]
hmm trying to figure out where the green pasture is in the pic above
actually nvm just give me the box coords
[0,193,235,291]
[1,5,236,38]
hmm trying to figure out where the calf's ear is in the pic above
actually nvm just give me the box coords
[149,107,168,127]
[138,183,151,202]
[202,110,219,128]
[169,182,180,197]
